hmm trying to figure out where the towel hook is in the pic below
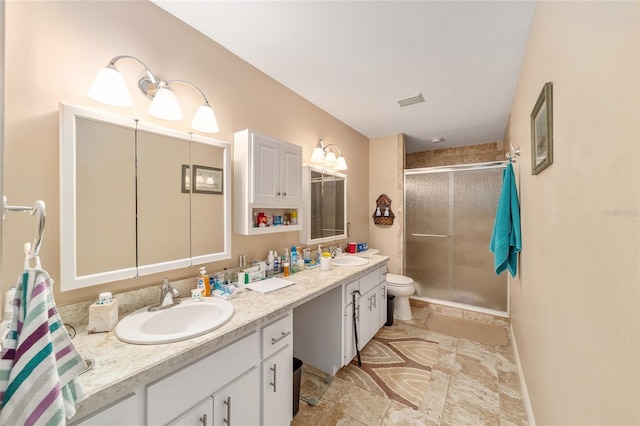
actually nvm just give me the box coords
[505,145,521,163]
[2,196,46,260]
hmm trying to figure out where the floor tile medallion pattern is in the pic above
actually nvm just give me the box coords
[291,300,529,425]
[336,328,438,409]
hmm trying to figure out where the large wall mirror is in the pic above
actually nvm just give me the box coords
[300,166,347,245]
[59,103,231,291]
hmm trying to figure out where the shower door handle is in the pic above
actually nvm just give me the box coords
[411,233,449,238]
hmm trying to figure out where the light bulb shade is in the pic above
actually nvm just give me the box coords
[324,151,337,167]
[335,156,348,170]
[191,104,219,133]
[88,65,133,107]
[148,86,183,121]
[310,147,325,163]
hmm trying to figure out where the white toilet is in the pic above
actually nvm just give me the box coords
[385,273,416,320]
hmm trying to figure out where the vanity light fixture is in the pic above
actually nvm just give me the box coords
[310,139,348,170]
[88,55,219,133]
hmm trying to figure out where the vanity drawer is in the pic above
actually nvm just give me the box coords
[359,269,380,295]
[262,313,293,359]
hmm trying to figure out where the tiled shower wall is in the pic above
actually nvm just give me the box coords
[405,141,505,169]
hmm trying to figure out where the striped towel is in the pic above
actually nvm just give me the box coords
[0,269,86,425]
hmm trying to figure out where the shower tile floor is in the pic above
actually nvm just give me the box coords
[291,300,529,425]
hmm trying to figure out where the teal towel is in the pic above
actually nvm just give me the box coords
[490,163,522,277]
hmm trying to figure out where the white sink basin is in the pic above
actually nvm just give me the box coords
[332,256,369,267]
[115,297,234,344]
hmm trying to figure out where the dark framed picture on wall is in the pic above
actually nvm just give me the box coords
[531,82,553,175]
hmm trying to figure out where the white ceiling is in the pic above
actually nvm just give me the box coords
[152,1,536,153]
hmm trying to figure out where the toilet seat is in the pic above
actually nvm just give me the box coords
[386,273,414,286]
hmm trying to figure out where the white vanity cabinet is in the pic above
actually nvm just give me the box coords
[293,264,389,375]
[233,129,302,235]
[378,265,389,329]
[356,269,382,347]
[342,266,387,364]
[261,314,293,426]
[343,280,359,366]
[212,368,261,426]
[146,332,260,425]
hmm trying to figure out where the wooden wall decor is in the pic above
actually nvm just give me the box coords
[372,194,395,225]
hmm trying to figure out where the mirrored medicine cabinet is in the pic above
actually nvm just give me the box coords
[59,103,231,291]
[300,166,347,245]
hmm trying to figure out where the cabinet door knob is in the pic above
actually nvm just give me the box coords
[282,192,286,197]
[223,396,231,425]
[276,191,281,196]
[270,364,277,392]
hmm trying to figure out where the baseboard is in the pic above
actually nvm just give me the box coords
[509,323,536,426]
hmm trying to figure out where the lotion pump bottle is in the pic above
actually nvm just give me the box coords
[198,267,210,297]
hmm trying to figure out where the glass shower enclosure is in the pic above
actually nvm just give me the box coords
[404,163,508,314]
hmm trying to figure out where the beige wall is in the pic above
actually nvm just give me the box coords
[2,1,369,305]
[509,2,639,424]
[369,134,404,274]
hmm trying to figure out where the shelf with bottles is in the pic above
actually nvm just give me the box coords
[248,208,301,234]
[372,194,395,226]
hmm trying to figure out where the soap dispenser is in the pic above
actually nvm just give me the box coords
[198,267,210,297]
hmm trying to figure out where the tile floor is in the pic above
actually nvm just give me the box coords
[291,300,529,426]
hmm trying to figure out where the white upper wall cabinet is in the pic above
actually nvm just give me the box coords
[233,129,302,235]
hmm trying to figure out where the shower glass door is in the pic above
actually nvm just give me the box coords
[404,165,507,312]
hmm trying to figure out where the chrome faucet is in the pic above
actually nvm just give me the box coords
[148,278,181,312]
[330,244,343,258]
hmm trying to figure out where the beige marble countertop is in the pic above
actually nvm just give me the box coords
[70,254,388,419]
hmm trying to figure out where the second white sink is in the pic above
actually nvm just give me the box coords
[115,297,234,345]
[332,256,369,267]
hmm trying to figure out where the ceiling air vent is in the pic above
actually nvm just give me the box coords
[397,93,425,107]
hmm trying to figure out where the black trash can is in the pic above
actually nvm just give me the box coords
[385,295,395,326]
[293,357,303,417]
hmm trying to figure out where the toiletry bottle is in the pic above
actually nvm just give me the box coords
[198,267,210,297]
[376,206,382,216]
[316,245,322,265]
[290,246,298,273]
[273,250,280,272]
[284,248,290,268]
[267,250,274,271]
[283,262,290,277]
